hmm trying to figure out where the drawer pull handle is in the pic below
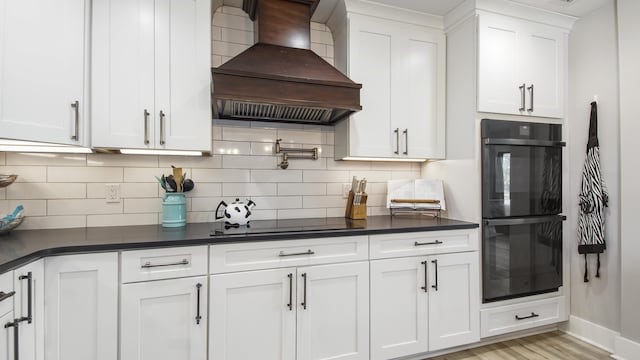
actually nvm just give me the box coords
[279,250,314,257]
[141,258,189,268]
[431,259,439,291]
[515,312,539,321]
[287,273,293,311]
[195,283,202,325]
[4,320,19,360]
[301,273,308,310]
[414,240,443,247]
[0,291,15,302]
[17,272,33,324]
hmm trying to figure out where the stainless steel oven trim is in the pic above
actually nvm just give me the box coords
[483,138,566,147]
[484,215,566,226]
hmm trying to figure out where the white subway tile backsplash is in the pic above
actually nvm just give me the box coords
[326,207,345,217]
[277,129,323,145]
[1,200,46,216]
[87,213,158,227]
[251,169,302,183]
[214,141,252,156]
[250,142,275,156]
[348,170,392,183]
[6,152,86,166]
[212,26,222,41]
[48,199,123,216]
[124,168,164,183]
[303,195,344,208]
[223,183,277,197]
[248,209,278,221]
[310,22,326,31]
[192,169,250,183]
[158,155,221,169]
[0,166,46,182]
[48,167,123,183]
[223,126,277,142]
[188,183,222,197]
[221,27,253,45]
[212,40,249,57]
[311,29,333,45]
[391,171,422,180]
[212,55,223,67]
[21,215,86,230]
[278,208,326,219]
[7,183,86,200]
[222,155,277,169]
[285,158,327,170]
[212,12,253,32]
[251,196,302,210]
[87,154,158,168]
[124,198,162,214]
[303,170,349,183]
[278,183,326,196]
[0,153,5,165]
[221,5,248,17]
[311,43,326,57]
[191,197,218,212]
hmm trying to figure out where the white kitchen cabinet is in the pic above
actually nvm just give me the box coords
[210,268,297,360]
[0,311,15,360]
[44,253,118,360]
[477,12,565,118]
[92,0,211,152]
[13,260,44,360]
[210,262,369,360]
[121,276,207,360]
[0,0,88,145]
[333,12,445,160]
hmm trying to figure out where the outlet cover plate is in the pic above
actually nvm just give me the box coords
[106,184,121,203]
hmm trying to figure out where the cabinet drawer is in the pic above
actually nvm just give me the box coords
[480,296,566,338]
[121,246,208,283]
[210,236,369,274]
[370,229,478,259]
[0,271,14,317]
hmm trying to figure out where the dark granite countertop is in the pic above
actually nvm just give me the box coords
[0,215,478,273]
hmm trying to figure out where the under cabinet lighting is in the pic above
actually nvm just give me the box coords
[0,140,93,153]
[119,149,204,156]
[341,157,427,162]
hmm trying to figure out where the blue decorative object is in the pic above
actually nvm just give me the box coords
[162,193,186,228]
[0,204,25,234]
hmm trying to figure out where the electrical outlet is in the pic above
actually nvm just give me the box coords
[342,183,351,199]
[105,184,121,203]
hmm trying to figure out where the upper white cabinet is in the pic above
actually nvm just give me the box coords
[92,0,212,152]
[44,253,118,360]
[332,7,446,160]
[0,0,88,145]
[477,12,565,118]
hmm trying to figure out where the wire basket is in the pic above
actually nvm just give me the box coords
[0,214,24,234]
[0,174,18,188]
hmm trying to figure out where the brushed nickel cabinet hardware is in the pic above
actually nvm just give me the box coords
[143,109,150,145]
[414,240,443,247]
[301,273,307,310]
[17,272,32,324]
[71,101,79,140]
[4,320,18,360]
[527,84,534,112]
[519,84,526,111]
[159,110,166,145]
[278,249,314,257]
[431,259,439,291]
[195,283,202,324]
[403,129,408,155]
[287,273,293,311]
[140,258,189,269]
[394,128,400,154]
[420,261,428,293]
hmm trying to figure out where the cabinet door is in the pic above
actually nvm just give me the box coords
[0,311,15,360]
[400,28,446,159]
[0,0,86,145]
[370,257,428,360]
[477,13,526,116]
[44,253,118,360]
[523,22,565,118]
[91,0,156,149]
[297,262,369,360]
[428,252,480,351]
[14,260,44,360]
[154,0,211,151]
[210,268,296,360]
[121,276,207,360]
[347,14,396,158]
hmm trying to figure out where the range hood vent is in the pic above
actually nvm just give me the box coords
[212,0,361,125]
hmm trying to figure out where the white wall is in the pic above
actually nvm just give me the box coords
[567,1,620,332]
[0,6,421,230]
[618,0,640,345]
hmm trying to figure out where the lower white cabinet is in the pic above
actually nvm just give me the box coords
[44,253,118,360]
[121,276,207,360]
[211,262,369,360]
[13,260,44,360]
[1,310,15,360]
[370,252,479,359]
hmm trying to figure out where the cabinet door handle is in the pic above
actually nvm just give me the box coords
[394,128,400,154]
[17,272,32,324]
[279,250,314,257]
[527,84,534,112]
[4,320,19,360]
[71,101,79,141]
[431,259,439,291]
[403,129,408,155]
[515,312,539,321]
[140,258,189,268]
[195,283,202,325]
[414,240,443,247]
[301,273,307,310]
[159,110,166,145]
[420,261,428,293]
[143,109,150,145]
[0,291,15,302]
[287,273,293,311]
[519,84,526,111]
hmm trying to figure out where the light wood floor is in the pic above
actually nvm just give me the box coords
[428,331,611,360]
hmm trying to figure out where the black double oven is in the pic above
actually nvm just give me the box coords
[481,119,565,303]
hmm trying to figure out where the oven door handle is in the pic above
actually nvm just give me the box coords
[483,138,566,147]
[484,215,566,227]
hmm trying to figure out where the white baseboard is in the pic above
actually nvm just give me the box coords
[561,315,640,360]
[613,335,640,360]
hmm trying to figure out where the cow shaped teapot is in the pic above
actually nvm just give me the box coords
[215,198,256,227]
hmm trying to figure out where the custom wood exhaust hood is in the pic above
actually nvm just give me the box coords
[211,0,362,124]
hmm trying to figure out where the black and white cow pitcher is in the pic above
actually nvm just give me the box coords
[215,198,256,227]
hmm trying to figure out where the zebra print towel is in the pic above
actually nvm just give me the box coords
[577,101,608,282]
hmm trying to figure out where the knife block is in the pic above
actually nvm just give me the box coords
[345,191,367,220]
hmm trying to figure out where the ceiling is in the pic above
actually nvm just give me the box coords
[224,0,613,23]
